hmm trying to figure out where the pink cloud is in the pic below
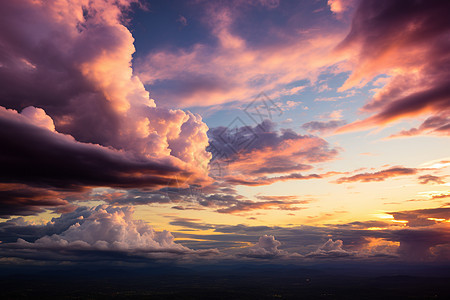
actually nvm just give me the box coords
[0,0,214,218]
[207,120,339,186]
[335,0,450,136]
[136,4,346,108]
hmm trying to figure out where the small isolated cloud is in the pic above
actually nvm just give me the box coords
[177,15,188,27]
[243,235,288,258]
[335,167,418,183]
[418,175,446,185]
[215,198,310,214]
[327,0,355,15]
[306,239,353,258]
[302,120,347,134]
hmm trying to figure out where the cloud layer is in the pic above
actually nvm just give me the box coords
[0,205,218,261]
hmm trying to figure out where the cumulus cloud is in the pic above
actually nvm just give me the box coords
[0,106,210,190]
[0,206,94,243]
[244,235,288,258]
[0,0,213,217]
[336,0,450,136]
[20,106,55,132]
[159,206,450,261]
[306,239,353,258]
[0,206,219,261]
[393,229,450,261]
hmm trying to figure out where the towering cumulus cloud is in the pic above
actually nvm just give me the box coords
[0,205,219,260]
[0,0,211,217]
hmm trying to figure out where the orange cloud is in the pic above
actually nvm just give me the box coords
[335,0,450,136]
[335,167,417,183]
[136,5,346,108]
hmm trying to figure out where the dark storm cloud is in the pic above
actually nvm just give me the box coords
[0,184,70,218]
[392,228,450,261]
[0,109,184,190]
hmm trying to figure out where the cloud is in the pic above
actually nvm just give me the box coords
[0,183,75,218]
[418,175,446,185]
[335,167,417,183]
[302,119,347,134]
[88,184,312,215]
[336,0,450,135]
[176,15,188,27]
[389,113,450,138]
[215,198,310,214]
[0,206,94,243]
[389,207,450,227]
[193,190,311,214]
[0,0,213,217]
[305,239,354,258]
[393,228,450,261]
[0,106,210,190]
[20,106,55,132]
[430,193,450,200]
[243,235,288,258]
[135,2,346,108]
[327,0,355,15]
[0,206,219,261]
[208,120,338,185]
[154,205,450,261]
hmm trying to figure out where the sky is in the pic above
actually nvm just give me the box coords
[0,0,449,266]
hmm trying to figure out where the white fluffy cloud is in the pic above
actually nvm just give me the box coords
[245,235,288,258]
[306,239,354,258]
[0,0,212,194]
[5,206,218,260]
[21,106,55,132]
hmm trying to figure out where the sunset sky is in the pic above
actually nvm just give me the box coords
[0,0,449,265]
